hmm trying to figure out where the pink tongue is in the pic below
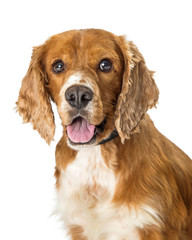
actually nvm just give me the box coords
[67,118,95,143]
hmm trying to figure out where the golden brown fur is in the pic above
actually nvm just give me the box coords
[16,29,192,239]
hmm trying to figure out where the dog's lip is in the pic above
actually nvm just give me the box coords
[66,117,106,145]
[66,116,106,130]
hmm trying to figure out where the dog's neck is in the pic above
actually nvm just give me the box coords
[98,130,119,145]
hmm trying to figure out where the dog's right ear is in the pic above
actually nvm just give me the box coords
[115,37,159,143]
[16,45,55,144]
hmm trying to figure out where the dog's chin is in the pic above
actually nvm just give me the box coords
[66,116,106,150]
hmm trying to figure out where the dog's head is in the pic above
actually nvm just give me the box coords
[16,29,159,148]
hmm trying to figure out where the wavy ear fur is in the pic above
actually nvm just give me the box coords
[115,38,159,143]
[16,45,55,144]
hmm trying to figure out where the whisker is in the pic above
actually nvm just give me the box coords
[102,114,114,119]
[92,104,115,120]
[100,112,114,120]
[95,105,112,113]
[93,93,116,107]
[102,101,116,107]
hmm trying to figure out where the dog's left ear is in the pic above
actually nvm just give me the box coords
[16,44,55,144]
[115,37,159,143]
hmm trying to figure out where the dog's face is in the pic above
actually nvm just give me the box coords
[45,30,123,147]
[16,29,159,147]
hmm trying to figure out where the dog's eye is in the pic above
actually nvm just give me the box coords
[52,60,65,73]
[99,59,113,72]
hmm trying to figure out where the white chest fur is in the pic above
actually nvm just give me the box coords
[56,146,159,240]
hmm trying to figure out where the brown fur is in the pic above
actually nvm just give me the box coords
[16,45,55,144]
[70,225,87,240]
[16,29,192,239]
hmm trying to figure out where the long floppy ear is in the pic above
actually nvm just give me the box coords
[115,38,159,143]
[16,45,55,144]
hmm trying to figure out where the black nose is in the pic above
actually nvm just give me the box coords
[65,85,93,109]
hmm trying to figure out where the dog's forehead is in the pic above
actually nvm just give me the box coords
[45,29,118,58]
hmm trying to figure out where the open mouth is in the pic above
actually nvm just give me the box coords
[66,117,106,145]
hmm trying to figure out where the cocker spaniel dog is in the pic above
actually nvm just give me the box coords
[16,29,192,239]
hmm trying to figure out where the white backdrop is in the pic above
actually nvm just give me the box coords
[1,0,192,239]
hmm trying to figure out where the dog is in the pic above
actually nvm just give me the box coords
[16,29,192,239]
